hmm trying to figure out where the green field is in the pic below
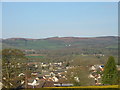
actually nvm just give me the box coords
[26,56,44,58]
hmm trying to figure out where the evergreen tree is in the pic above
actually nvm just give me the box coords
[102,56,118,85]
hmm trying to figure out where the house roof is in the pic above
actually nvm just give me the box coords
[42,81,54,87]
[91,72,98,76]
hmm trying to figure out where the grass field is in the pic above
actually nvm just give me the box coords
[26,56,44,58]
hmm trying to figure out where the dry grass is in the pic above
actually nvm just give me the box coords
[23,85,119,90]
[44,85,119,88]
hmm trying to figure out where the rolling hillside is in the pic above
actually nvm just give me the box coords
[2,36,118,50]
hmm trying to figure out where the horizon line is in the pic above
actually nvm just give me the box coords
[2,35,119,39]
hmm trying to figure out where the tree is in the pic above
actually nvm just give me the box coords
[66,67,92,86]
[102,56,118,85]
[2,49,27,89]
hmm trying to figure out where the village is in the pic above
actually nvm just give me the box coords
[1,48,120,89]
[1,49,119,89]
[4,60,105,89]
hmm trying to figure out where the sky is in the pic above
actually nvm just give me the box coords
[2,2,118,39]
[0,2,2,39]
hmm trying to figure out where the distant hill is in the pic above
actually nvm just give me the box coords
[1,36,118,50]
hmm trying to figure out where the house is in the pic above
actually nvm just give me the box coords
[99,65,104,71]
[50,72,55,77]
[21,80,25,85]
[88,65,104,85]
[31,72,38,76]
[53,70,63,75]
[116,65,120,71]
[97,74,101,79]
[41,63,49,67]
[89,65,104,72]
[88,74,94,78]
[51,76,59,82]
[89,65,96,71]
[35,65,38,68]
[42,81,54,87]
[94,54,104,57]
[74,76,80,82]
[18,73,25,77]
[57,62,62,66]
[27,78,39,88]
[0,82,2,90]
[54,83,73,87]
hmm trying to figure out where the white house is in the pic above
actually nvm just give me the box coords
[0,82,2,90]
[28,79,39,88]
[52,76,59,82]
[18,73,25,77]
[88,74,94,78]
[74,76,80,82]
